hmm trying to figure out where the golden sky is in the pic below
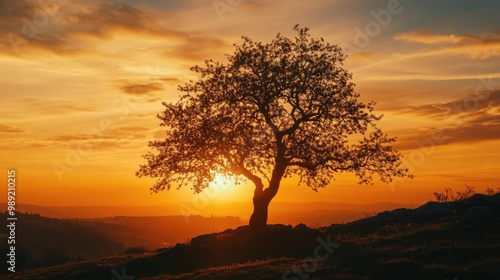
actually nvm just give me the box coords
[1,0,499,208]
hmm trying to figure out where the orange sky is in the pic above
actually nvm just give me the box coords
[1,0,499,210]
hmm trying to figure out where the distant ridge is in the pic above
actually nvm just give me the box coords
[0,201,416,220]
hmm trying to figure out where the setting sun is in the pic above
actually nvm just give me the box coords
[203,174,245,202]
[212,174,235,188]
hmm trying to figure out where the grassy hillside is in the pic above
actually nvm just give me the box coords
[4,193,499,280]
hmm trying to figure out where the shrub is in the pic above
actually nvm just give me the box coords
[486,187,500,196]
[433,185,476,202]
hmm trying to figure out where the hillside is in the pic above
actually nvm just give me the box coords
[0,213,126,273]
[0,213,243,274]
[5,193,499,280]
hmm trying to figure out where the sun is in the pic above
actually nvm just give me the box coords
[211,173,234,187]
[202,173,249,202]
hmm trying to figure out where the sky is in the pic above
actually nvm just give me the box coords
[0,0,499,209]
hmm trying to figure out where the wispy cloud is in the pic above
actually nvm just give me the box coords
[397,120,500,150]
[119,81,163,95]
[394,31,463,44]
[162,35,230,62]
[394,31,500,59]
[0,0,228,60]
[47,125,153,142]
[401,90,500,118]
[395,90,500,149]
[22,97,99,115]
[350,51,375,62]
[0,124,25,133]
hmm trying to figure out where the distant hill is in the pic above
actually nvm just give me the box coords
[0,212,126,274]
[0,201,416,226]
[0,212,244,274]
[5,194,499,279]
[0,203,181,219]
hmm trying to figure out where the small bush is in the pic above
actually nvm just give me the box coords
[433,185,476,202]
[455,185,476,201]
[486,187,500,196]
[433,187,454,202]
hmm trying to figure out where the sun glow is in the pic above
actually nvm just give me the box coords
[202,173,251,202]
[212,174,235,187]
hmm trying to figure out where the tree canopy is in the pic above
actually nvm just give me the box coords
[137,25,412,227]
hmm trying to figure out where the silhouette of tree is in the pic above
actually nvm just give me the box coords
[137,26,412,228]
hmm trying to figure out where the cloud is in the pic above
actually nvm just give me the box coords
[48,126,153,142]
[158,76,183,85]
[395,90,500,149]
[396,120,500,150]
[163,35,230,62]
[394,31,500,59]
[119,82,163,95]
[143,96,162,103]
[394,31,463,44]
[0,0,225,58]
[0,0,84,55]
[61,1,187,39]
[22,97,99,115]
[350,51,374,62]
[117,75,182,97]
[401,90,500,118]
[0,124,25,133]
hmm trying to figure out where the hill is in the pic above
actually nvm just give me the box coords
[0,212,126,273]
[4,193,499,279]
[0,213,244,274]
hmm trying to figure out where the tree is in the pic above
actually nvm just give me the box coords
[137,26,412,228]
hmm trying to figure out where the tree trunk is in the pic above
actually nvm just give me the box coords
[249,192,272,229]
[248,160,287,229]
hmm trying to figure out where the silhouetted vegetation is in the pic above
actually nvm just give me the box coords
[486,187,500,196]
[432,185,500,202]
[433,185,476,202]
